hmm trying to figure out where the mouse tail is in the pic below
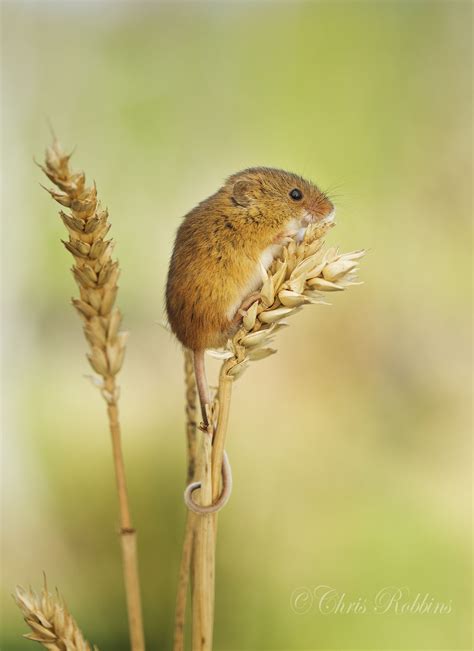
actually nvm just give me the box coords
[193,349,210,427]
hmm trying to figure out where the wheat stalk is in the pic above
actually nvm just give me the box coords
[173,349,199,651]
[33,138,145,651]
[183,220,365,650]
[15,583,98,651]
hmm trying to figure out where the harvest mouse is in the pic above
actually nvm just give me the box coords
[166,167,334,512]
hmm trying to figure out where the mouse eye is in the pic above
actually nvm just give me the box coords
[289,188,303,201]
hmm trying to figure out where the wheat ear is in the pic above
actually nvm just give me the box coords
[35,138,145,651]
[15,583,98,651]
[226,220,365,376]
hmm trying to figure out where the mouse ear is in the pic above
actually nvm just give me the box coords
[232,180,255,207]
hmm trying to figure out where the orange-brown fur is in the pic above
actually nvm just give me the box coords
[166,167,334,351]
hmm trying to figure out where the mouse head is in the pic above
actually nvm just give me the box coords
[226,167,334,231]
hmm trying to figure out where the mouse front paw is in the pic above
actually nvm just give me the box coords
[273,231,297,246]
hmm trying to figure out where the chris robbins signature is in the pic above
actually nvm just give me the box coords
[290,585,453,615]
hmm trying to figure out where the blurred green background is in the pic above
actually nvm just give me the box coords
[1,1,472,649]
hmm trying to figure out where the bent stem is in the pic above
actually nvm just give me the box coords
[190,358,234,651]
[211,361,234,503]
